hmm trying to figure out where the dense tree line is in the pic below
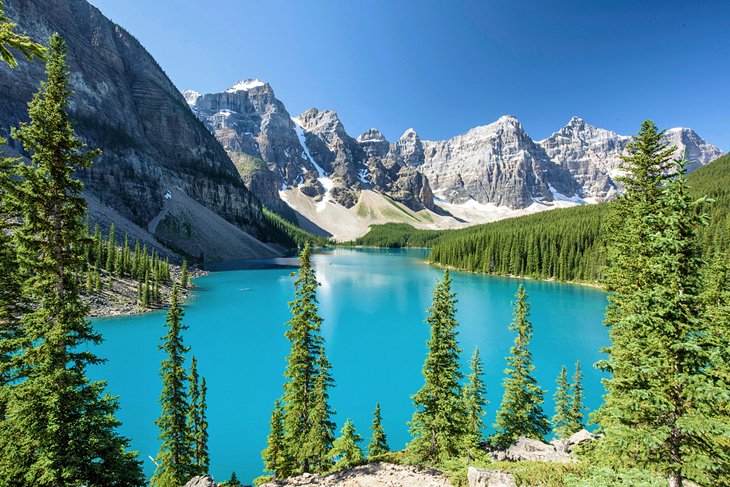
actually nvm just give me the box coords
[355,153,730,284]
[262,207,331,248]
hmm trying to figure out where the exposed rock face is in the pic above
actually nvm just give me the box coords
[186,86,436,212]
[183,475,218,487]
[494,436,573,463]
[417,116,583,208]
[260,462,451,487]
[0,0,270,258]
[538,117,723,200]
[467,467,516,487]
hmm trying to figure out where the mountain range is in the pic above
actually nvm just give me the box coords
[184,79,722,239]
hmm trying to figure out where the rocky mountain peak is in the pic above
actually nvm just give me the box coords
[400,127,419,140]
[181,89,201,106]
[357,128,387,143]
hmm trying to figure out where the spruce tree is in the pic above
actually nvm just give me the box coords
[408,270,466,463]
[226,471,242,486]
[152,284,194,486]
[462,346,487,457]
[552,365,572,439]
[594,151,728,486]
[367,402,389,458]
[567,360,585,434]
[329,418,364,470]
[492,285,549,448]
[105,223,115,271]
[281,243,333,474]
[304,352,336,473]
[0,0,45,67]
[262,398,289,478]
[187,356,209,474]
[181,258,188,288]
[0,33,143,486]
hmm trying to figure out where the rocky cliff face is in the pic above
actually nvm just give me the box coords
[0,0,270,258]
[185,84,435,212]
[416,116,582,208]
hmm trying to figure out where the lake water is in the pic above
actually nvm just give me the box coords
[89,248,609,484]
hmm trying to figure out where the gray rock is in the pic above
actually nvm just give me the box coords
[183,475,217,487]
[503,436,573,463]
[467,466,516,487]
[567,428,596,447]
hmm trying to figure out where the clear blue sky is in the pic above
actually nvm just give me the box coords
[88,0,729,150]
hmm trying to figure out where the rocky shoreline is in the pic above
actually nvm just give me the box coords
[84,265,206,318]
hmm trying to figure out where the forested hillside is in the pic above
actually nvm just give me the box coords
[355,153,730,283]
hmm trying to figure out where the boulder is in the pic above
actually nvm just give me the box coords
[568,428,596,447]
[503,436,573,463]
[183,475,218,487]
[467,467,516,487]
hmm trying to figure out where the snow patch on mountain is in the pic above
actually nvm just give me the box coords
[226,79,265,93]
[292,116,333,212]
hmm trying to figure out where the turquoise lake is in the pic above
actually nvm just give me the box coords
[89,248,609,483]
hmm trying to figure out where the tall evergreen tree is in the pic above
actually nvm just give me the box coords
[552,365,572,439]
[408,270,466,463]
[492,285,549,448]
[0,33,143,486]
[262,398,290,478]
[105,222,115,271]
[304,352,336,474]
[594,148,729,486]
[0,0,45,67]
[152,284,194,487]
[181,258,188,288]
[367,402,389,458]
[329,418,364,470]
[567,360,585,434]
[187,356,209,474]
[462,346,487,457]
[281,243,333,474]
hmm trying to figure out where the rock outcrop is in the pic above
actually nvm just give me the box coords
[492,436,573,463]
[0,0,275,259]
[183,475,218,487]
[467,467,516,487]
[259,462,451,487]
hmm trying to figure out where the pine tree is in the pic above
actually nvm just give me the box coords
[152,284,195,486]
[281,243,333,474]
[367,403,389,458]
[0,0,45,67]
[0,33,143,486]
[94,223,103,268]
[262,398,289,478]
[594,148,729,486]
[105,222,115,271]
[408,270,466,463]
[187,356,209,474]
[304,352,336,473]
[462,346,487,457]
[552,365,572,439]
[329,418,364,470]
[491,285,549,448]
[181,258,188,288]
[566,360,585,434]
[226,471,242,486]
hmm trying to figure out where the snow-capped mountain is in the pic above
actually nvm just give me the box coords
[183,80,723,236]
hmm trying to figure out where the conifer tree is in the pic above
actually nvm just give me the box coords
[106,222,115,271]
[305,352,336,473]
[462,346,487,457]
[367,402,389,458]
[262,398,289,478]
[0,0,45,67]
[187,356,209,474]
[552,365,572,439]
[281,243,333,474]
[226,471,242,486]
[567,360,585,434]
[330,418,364,470]
[408,270,466,463]
[492,285,549,448]
[0,33,143,486]
[595,145,729,486]
[152,284,194,486]
[181,258,189,288]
